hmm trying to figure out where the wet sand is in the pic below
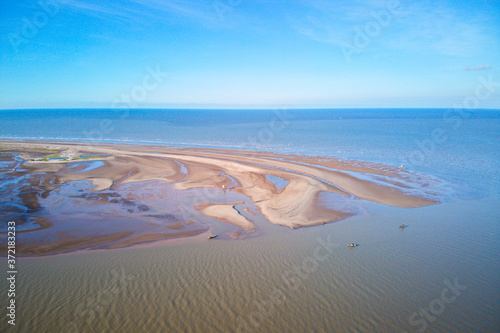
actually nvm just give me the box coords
[195,202,255,232]
[0,140,443,255]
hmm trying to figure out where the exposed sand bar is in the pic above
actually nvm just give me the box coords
[0,140,445,254]
[195,202,255,231]
[4,140,441,225]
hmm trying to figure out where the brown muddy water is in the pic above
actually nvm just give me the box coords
[1,194,498,332]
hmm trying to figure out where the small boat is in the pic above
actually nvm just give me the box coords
[208,234,218,240]
[399,224,407,229]
[347,243,358,248]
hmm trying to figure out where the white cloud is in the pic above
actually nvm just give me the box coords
[464,65,492,71]
[57,0,218,24]
[288,0,497,58]
[388,3,495,57]
[287,0,399,45]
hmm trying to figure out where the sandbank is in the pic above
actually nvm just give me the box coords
[0,140,444,255]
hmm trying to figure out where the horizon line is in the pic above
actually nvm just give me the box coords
[2,107,500,111]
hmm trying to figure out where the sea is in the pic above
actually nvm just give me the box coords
[0,108,499,332]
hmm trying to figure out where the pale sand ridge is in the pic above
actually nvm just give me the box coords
[1,140,444,255]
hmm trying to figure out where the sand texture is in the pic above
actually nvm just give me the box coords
[0,141,445,255]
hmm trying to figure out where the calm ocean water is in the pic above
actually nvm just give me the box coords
[1,109,499,332]
[1,108,499,192]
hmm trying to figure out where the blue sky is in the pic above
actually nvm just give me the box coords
[0,0,498,109]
